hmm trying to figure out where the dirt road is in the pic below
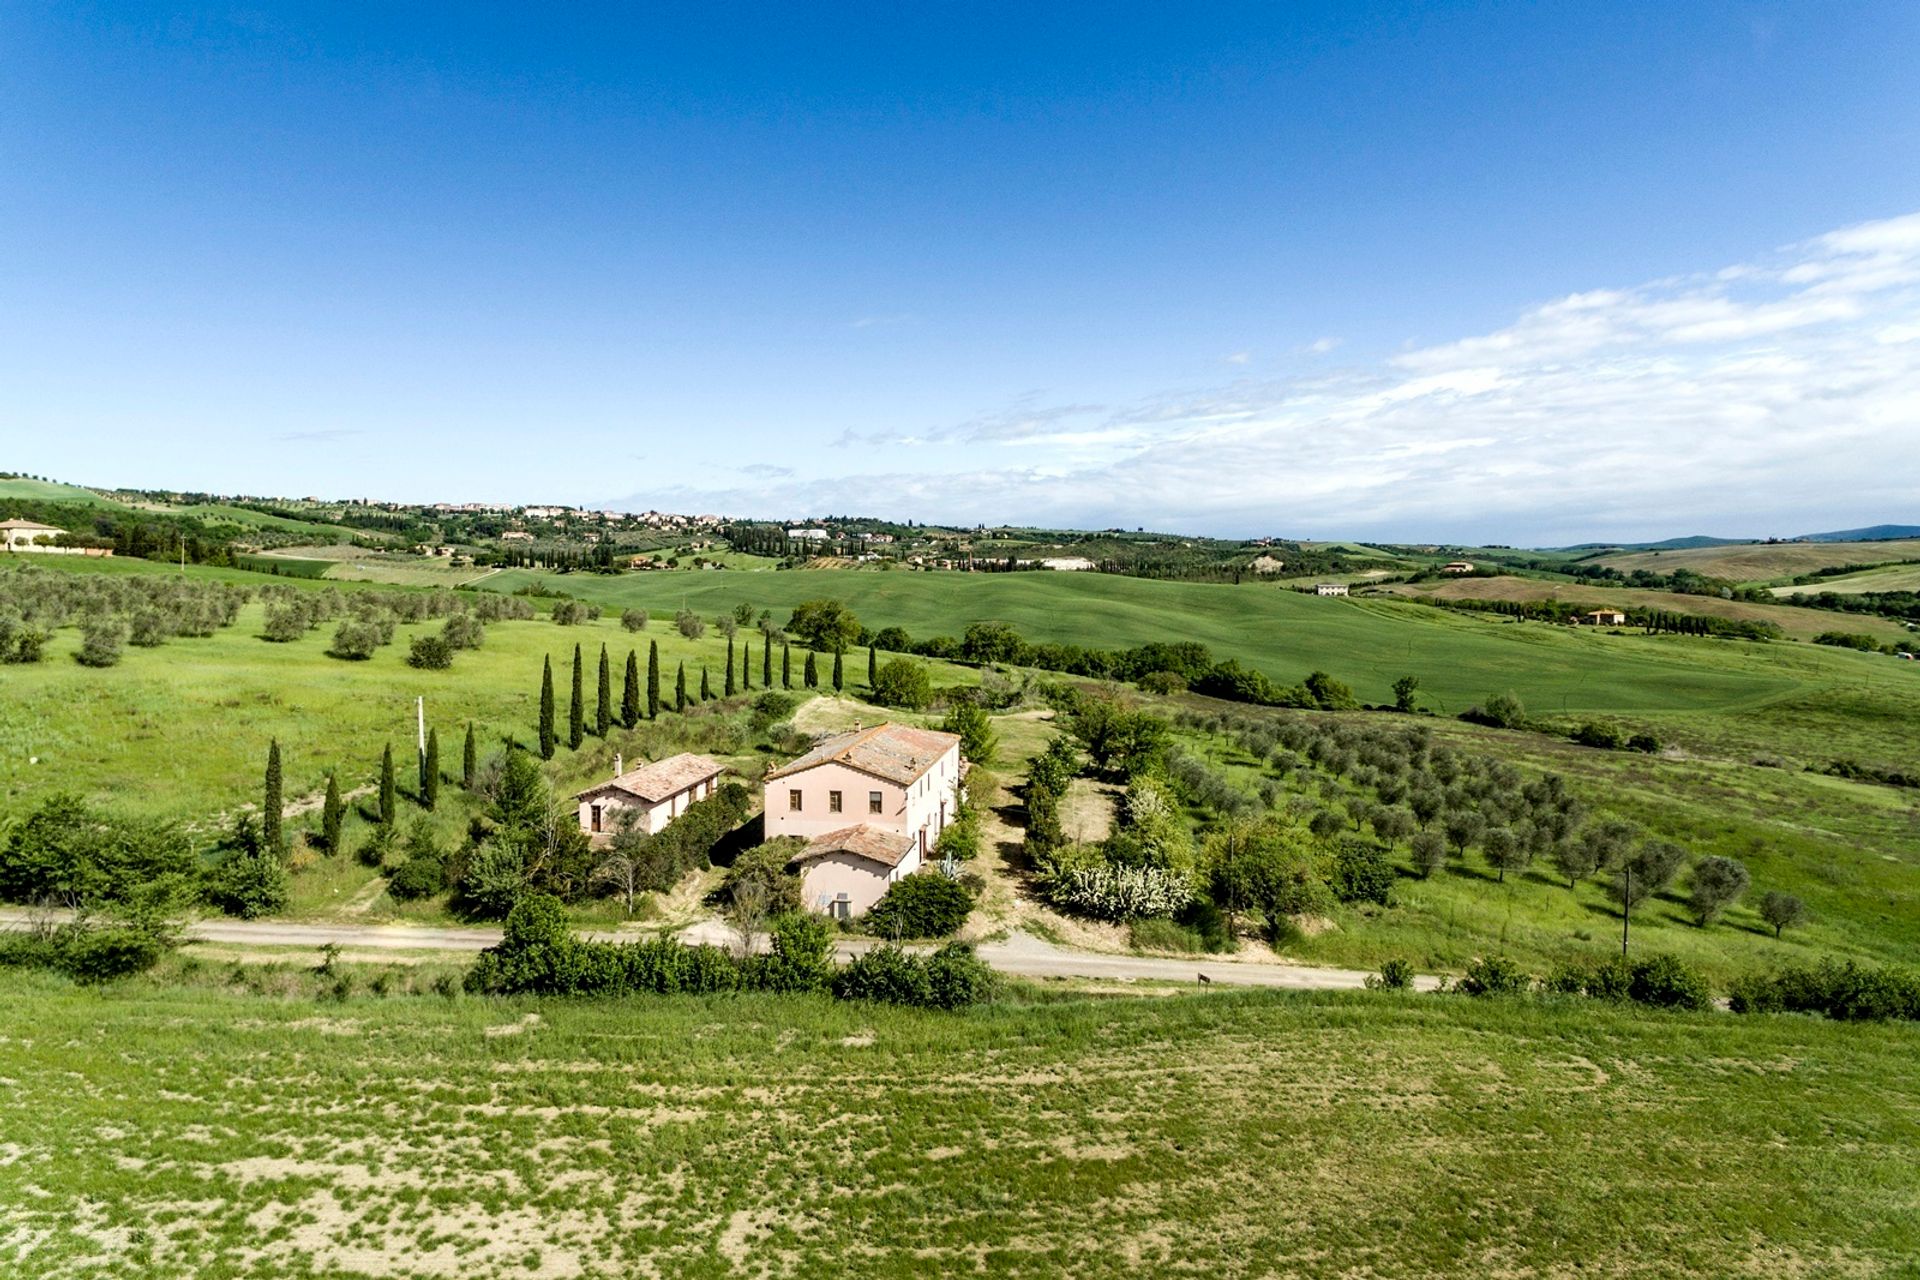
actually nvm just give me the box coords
[1,910,1432,990]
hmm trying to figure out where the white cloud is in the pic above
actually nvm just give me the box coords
[611,212,1920,542]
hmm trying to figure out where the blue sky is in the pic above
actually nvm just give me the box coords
[3,3,1918,542]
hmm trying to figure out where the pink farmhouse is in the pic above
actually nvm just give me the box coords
[762,723,964,919]
[575,752,725,839]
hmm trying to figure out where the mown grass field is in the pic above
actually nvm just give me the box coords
[1773,562,1920,596]
[1589,538,1920,583]
[1,975,1915,1279]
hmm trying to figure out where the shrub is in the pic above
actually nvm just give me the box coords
[0,919,174,983]
[1366,958,1415,991]
[1626,732,1662,754]
[1178,896,1232,952]
[674,609,706,639]
[755,913,835,994]
[1331,841,1395,907]
[442,614,485,650]
[621,608,649,632]
[939,699,997,765]
[1572,721,1625,750]
[1137,670,1187,695]
[932,809,981,863]
[260,607,307,644]
[749,690,800,730]
[831,943,932,1005]
[75,618,126,667]
[407,634,455,670]
[1627,954,1712,1010]
[719,839,806,915]
[865,874,975,939]
[326,620,383,660]
[832,942,994,1009]
[203,844,289,919]
[1728,959,1920,1022]
[869,658,933,710]
[1458,954,1530,996]
[1040,859,1192,921]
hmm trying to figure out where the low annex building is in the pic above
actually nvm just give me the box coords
[1315,582,1350,597]
[575,752,725,839]
[1579,608,1629,626]
[763,723,964,919]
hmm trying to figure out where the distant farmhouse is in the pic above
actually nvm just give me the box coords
[1,520,109,557]
[0,519,65,551]
[1579,608,1628,627]
[575,753,725,839]
[786,528,831,541]
[763,723,964,919]
[1315,582,1350,597]
[1440,561,1476,574]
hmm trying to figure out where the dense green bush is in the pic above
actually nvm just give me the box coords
[1458,954,1531,996]
[0,794,197,908]
[1331,841,1395,907]
[407,634,454,669]
[1548,954,1710,1010]
[0,919,174,983]
[1572,721,1625,750]
[1728,959,1920,1022]
[833,942,995,1009]
[869,658,933,709]
[864,874,975,938]
[1366,958,1415,990]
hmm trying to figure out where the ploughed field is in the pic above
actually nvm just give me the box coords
[2,976,1916,1279]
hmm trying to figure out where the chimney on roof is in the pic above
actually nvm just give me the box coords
[614,754,622,777]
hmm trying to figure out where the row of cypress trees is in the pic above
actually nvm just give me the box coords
[261,716,485,858]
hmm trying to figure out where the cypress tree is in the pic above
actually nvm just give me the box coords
[538,657,556,759]
[462,723,477,789]
[763,633,773,686]
[568,645,585,749]
[867,643,877,687]
[742,640,752,690]
[647,641,661,719]
[701,666,712,700]
[782,642,791,689]
[379,744,396,826]
[832,649,843,691]
[622,649,640,727]
[321,770,343,854]
[725,637,736,696]
[596,644,612,736]
[423,728,441,811]
[804,651,818,688]
[263,739,284,855]
[675,661,688,711]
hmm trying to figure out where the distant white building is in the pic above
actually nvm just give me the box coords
[1315,583,1350,597]
[1039,557,1097,572]
[0,520,65,552]
[787,528,831,541]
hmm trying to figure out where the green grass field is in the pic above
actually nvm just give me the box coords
[1172,713,1920,982]
[1,974,1914,1279]
[1773,563,1920,596]
[0,476,117,506]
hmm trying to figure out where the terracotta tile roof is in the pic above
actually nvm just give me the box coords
[791,824,918,869]
[577,752,724,803]
[0,519,62,531]
[764,723,962,786]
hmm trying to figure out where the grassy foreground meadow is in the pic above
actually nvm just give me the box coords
[1,975,1916,1279]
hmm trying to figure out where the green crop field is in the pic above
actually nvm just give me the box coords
[0,975,1914,1279]
[476,565,1920,763]
[0,477,117,507]
[1773,563,1920,596]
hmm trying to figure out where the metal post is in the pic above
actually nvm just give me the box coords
[416,696,426,790]
[1620,865,1631,958]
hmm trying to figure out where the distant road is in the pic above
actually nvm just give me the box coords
[0,911,1434,991]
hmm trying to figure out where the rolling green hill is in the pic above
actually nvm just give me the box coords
[0,476,120,506]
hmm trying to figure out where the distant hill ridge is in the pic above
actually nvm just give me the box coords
[1557,526,1919,553]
